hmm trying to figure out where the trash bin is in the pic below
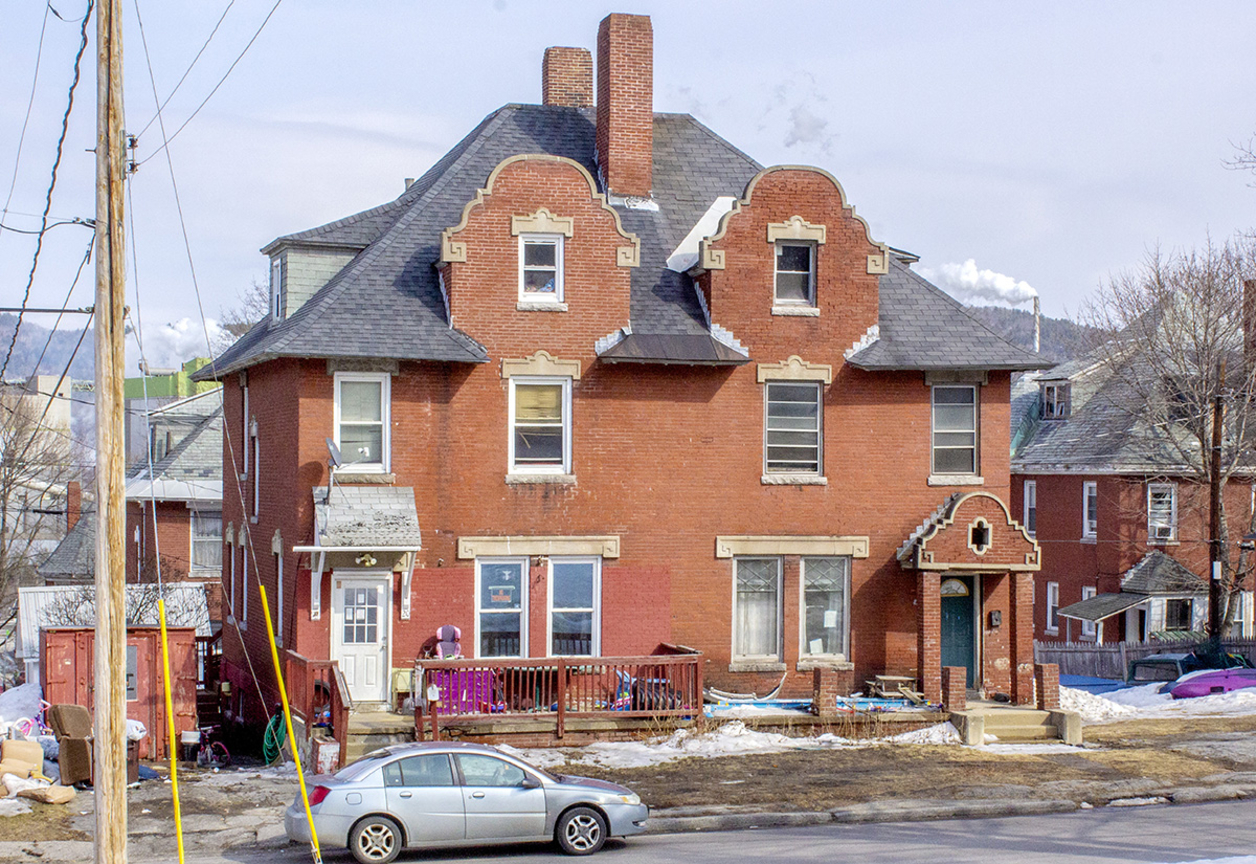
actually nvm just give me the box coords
[127,740,139,784]
[180,730,200,762]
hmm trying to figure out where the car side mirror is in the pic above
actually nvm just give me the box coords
[520,775,541,789]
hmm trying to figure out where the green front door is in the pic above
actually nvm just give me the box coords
[940,576,976,688]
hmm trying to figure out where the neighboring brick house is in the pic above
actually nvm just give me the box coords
[200,13,1050,721]
[124,389,224,622]
[1011,356,1256,644]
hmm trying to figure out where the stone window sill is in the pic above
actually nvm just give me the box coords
[772,305,820,317]
[1149,539,1180,546]
[928,474,984,487]
[506,473,577,486]
[762,474,828,486]
[333,472,396,485]
[728,660,787,673]
[250,516,259,524]
[517,300,568,312]
[796,658,853,672]
[1080,536,1097,545]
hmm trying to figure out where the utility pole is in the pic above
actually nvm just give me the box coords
[1209,359,1225,652]
[93,0,128,861]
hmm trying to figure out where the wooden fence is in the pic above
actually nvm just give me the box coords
[415,648,703,738]
[1035,637,1256,679]
[284,649,352,765]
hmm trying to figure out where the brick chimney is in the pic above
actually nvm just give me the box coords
[596,13,653,198]
[66,480,80,532]
[542,47,593,108]
[1245,279,1256,374]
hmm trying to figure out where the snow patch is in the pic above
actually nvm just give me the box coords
[0,798,32,817]
[883,722,961,745]
[1062,683,1256,724]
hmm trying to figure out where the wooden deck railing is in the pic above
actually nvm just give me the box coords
[415,649,703,737]
[284,649,352,766]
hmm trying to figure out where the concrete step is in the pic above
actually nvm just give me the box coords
[987,726,1059,741]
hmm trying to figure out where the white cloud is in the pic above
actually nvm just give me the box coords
[783,104,831,150]
[921,259,1038,306]
[126,317,223,372]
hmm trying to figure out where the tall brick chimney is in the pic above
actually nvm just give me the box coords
[596,13,653,198]
[66,480,80,532]
[542,47,593,108]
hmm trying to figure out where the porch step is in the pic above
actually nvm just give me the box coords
[344,710,415,763]
[952,705,1073,744]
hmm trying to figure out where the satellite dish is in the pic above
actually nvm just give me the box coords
[325,437,343,468]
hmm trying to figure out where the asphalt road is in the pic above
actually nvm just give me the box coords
[188,800,1256,864]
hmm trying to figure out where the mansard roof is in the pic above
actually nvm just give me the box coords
[202,103,1041,379]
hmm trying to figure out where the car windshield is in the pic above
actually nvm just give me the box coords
[334,750,391,782]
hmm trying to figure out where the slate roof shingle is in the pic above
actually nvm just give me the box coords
[313,486,423,548]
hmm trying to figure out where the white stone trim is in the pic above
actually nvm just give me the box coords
[844,324,880,360]
[756,355,834,384]
[772,305,820,317]
[767,215,827,244]
[761,474,828,486]
[458,535,620,559]
[500,350,582,380]
[511,208,574,237]
[928,474,985,486]
[517,300,569,312]
[504,473,577,486]
[715,535,870,559]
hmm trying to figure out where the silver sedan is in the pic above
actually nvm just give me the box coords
[284,741,648,862]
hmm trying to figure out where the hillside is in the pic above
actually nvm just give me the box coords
[0,314,94,381]
[965,306,1095,366]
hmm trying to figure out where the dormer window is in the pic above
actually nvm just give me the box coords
[774,242,815,306]
[519,235,563,303]
[269,256,284,321]
[1042,382,1071,419]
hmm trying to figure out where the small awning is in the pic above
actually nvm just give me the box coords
[1057,592,1148,623]
[311,485,423,549]
[598,333,749,366]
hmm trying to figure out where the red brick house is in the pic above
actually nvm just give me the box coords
[200,13,1050,722]
[1012,358,1256,644]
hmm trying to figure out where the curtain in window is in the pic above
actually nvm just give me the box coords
[734,558,779,659]
[514,384,563,465]
[192,511,223,572]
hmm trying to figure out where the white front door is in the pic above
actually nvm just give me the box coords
[332,574,390,703]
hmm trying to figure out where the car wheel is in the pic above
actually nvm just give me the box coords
[556,806,607,855]
[350,815,402,864]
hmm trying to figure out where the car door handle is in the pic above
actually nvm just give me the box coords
[399,792,412,799]
[472,791,485,799]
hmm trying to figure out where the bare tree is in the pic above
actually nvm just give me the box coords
[1225,136,1256,185]
[38,581,209,632]
[0,389,83,625]
[1078,233,1256,633]
[215,278,269,352]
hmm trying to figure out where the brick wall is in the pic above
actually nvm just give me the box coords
[542,47,593,108]
[596,13,652,197]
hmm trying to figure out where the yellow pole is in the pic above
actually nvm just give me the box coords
[258,583,322,864]
[157,599,185,864]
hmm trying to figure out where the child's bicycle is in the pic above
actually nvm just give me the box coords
[196,723,231,768]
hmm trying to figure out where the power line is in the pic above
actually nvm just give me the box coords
[136,0,283,167]
[131,0,237,141]
[0,217,94,236]
[0,2,53,247]
[0,0,94,383]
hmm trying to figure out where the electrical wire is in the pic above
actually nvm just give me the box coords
[0,0,94,383]
[7,232,94,389]
[0,217,93,236]
[0,2,53,243]
[130,0,237,141]
[136,0,283,167]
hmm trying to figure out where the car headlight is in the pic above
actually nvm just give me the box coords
[617,793,641,806]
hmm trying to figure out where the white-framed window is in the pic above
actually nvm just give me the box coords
[1042,382,1071,419]
[476,558,528,658]
[1046,581,1059,634]
[1164,598,1193,631]
[932,385,978,474]
[1148,482,1177,542]
[275,552,284,647]
[240,375,249,476]
[240,536,249,629]
[764,381,822,474]
[733,557,782,662]
[508,377,571,474]
[250,420,260,521]
[227,526,236,622]
[190,510,222,578]
[1083,481,1098,540]
[269,256,284,321]
[334,372,390,472]
[1023,480,1037,537]
[800,556,850,659]
[548,557,600,657]
[774,241,815,306]
[519,234,563,302]
[1081,586,1097,638]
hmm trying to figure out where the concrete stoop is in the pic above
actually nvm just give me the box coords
[950,706,1082,745]
[343,709,415,762]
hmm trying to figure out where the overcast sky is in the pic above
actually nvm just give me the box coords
[2,1,1255,369]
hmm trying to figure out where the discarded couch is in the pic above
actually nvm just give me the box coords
[47,704,93,786]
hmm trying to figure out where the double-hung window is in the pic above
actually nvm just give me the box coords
[1083,481,1098,540]
[774,242,815,306]
[1046,581,1059,634]
[509,377,571,474]
[190,510,222,579]
[733,557,782,662]
[270,256,284,321]
[334,372,390,472]
[1148,483,1177,542]
[519,234,563,302]
[932,385,977,475]
[1042,382,1071,419]
[765,381,822,474]
[1081,586,1097,638]
[1164,598,1193,631]
[548,557,600,657]
[476,558,527,657]
[1023,480,1037,536]
[800,557,850,660]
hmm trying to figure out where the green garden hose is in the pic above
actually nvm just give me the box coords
[262,713,287,765]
